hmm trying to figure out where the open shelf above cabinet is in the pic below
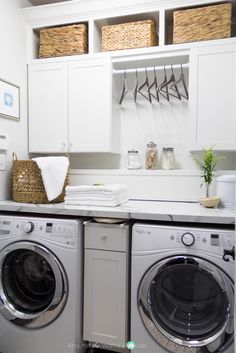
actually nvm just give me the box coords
[24,0,236,62]
[165,1,236,45]
[93,11,160,53]
[33,21,89,59]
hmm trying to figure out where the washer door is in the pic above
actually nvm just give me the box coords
[138,255,234,353]
[0,241,67,328]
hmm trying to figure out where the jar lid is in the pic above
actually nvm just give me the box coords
[146,142,157,148]
[162,147,174,152]
[128,149,139,153]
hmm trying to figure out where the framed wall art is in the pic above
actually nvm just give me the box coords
[0,78,20,120]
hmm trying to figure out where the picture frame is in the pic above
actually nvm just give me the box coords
[0,78,20,120]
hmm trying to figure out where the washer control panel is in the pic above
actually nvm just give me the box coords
[0,217,78,247]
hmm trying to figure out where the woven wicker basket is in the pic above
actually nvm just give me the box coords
[39,24,88,58]
[173,3,232,44]
[102,19,158,52]
[12,153,68,204]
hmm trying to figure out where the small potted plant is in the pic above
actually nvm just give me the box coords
[194,146,224,208]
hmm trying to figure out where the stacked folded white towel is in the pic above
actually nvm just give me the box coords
[64,184,129,207]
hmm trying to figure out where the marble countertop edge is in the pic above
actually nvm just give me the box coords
[0,200,234,225]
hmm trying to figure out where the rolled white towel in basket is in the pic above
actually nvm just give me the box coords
[33,156,69,201]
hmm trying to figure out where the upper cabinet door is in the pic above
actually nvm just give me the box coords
[189,44,236,151]
[68,58,112,153]
[28,62,68,153]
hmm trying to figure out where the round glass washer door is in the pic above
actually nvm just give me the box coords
[0,241,67,328]
[138,256,234,352]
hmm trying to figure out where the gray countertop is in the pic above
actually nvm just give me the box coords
[0,200,234,224]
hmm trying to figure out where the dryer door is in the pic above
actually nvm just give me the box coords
[138,255,234,353]
[0,241,67,328]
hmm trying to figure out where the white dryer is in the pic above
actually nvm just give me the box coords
[0,215,84,353]
[131,223,234,353]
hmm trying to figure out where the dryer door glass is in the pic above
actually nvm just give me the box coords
[150,261,228,340]
[2,249,55,313]
[138,256,234,350]
[0,242,67,328]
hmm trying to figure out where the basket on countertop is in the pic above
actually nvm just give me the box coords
[12,153,68,204]
[173,3,232,44]
[102,19,158,52]
[39,23,88,58]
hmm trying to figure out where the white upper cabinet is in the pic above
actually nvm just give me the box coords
[189,43,236,151]
[28,58,119,153]
[26,0,236,154]
[28,62,68,153]
[68,58,112,152]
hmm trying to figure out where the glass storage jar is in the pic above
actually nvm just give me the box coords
[127,150,141,169]
[145,142,158,169]
[161,147,175,170]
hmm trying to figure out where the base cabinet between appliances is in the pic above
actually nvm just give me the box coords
[28,58,118,153]
[83,222,129,350]
[189,43,236,150]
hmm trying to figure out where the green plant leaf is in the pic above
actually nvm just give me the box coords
[193,146,225,197]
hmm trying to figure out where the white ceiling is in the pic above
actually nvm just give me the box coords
[28,0,72,5]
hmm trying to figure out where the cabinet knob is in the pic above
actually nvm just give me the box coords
[101,235,107,240]
[62,142,67,150]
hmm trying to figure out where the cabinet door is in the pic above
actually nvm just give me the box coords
[68,58,112,152]
[83,249,128,347]
[28,62,68,153]
[189,44,236,150]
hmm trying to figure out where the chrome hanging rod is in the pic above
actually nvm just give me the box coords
[113,63,189,75]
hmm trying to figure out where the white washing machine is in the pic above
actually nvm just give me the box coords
[0,215,84,353]
[131,223,234,353]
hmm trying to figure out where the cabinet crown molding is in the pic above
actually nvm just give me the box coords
[22,0,229,27]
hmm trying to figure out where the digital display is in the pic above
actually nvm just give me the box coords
[211,234,220,246]
[46,222,53,233]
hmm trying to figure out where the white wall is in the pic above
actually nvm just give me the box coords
[0,0,29,200]
[69,169,236,202]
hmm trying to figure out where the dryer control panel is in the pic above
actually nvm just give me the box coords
[132,223,235,257]
[0,216,79,248]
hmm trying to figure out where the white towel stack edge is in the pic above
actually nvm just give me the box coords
[64,184,129,207]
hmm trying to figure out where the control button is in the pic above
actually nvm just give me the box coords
[181,232,195,247]
[23,222,35,234]
[170,235,175,241]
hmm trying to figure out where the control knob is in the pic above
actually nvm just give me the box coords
[181,232,195,246]
[23,221,35,233]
